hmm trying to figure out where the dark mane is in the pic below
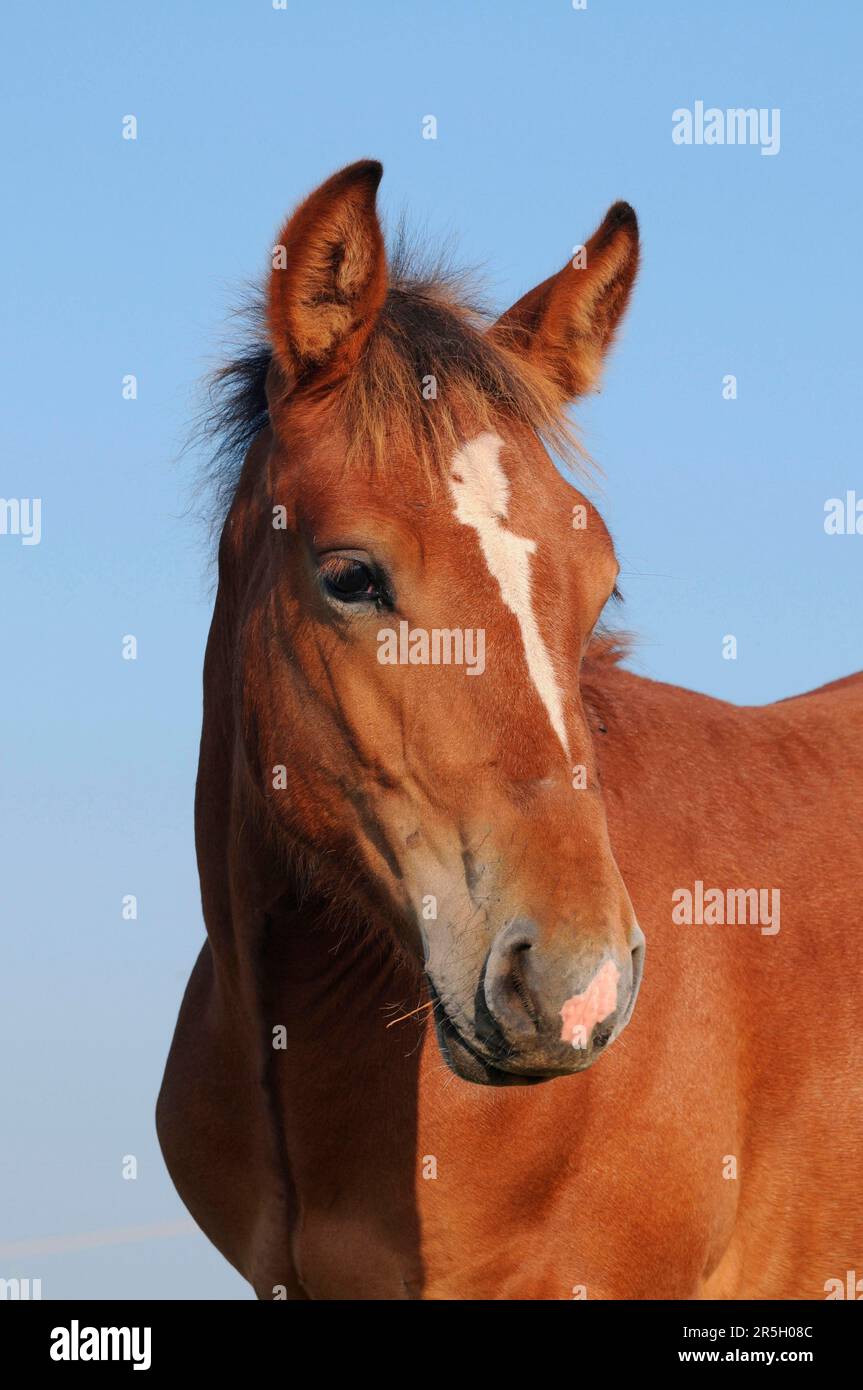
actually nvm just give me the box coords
[194,227,586,534]
[192,297,271,536]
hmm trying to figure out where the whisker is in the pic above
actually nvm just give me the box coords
[385,1000,435,1028]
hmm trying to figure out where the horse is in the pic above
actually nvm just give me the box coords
[157,160,863,1299]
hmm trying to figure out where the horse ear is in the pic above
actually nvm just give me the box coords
[268,159,387,388]
[490,202,639,400]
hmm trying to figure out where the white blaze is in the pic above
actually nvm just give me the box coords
[448,432,570,757]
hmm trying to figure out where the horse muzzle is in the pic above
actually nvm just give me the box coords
[429,918,645,1086]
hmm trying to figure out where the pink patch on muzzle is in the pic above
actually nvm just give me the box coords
[559,959,621,1048]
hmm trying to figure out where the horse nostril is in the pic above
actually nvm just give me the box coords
[593,1026,612,1048]
[631,936,645,984]
[508,943,539,1021]
[620,928,646,1030]
[629,923,646,960]
[482,918,542,1044]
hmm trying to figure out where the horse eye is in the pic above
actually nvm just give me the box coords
[320,556,381,603]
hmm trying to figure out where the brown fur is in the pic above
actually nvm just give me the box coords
[158,162,863,1300]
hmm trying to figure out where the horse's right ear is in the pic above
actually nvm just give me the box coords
[268,160,387,389]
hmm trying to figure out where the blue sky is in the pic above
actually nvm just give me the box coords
[1,0,860,1299]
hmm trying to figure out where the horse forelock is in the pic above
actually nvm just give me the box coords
[194,229,589,540]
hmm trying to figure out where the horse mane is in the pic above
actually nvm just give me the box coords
[194,225,587,533]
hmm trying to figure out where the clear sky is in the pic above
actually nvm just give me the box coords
[2,0,860,1299]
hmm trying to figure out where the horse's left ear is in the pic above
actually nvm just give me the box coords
[490,202,639,400]
[268,159,388,389]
